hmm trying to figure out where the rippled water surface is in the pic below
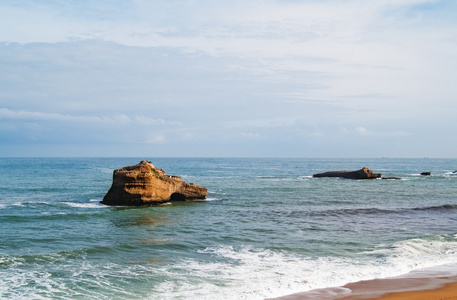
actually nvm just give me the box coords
[1,158,457,299]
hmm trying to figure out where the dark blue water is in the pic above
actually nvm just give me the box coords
[1,158,457,299]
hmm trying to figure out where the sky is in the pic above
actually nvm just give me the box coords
[1,0,457,157]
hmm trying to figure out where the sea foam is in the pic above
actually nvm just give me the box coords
[153,236,457,300]
[62,202,105,209]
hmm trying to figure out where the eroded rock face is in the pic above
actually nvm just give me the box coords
[312,167,382,179]
[101,160,207,206]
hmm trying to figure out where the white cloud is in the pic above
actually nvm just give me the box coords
[355,126,410,138]
[356,126,370,136]
[145,134,167,144]
[135,116,182,126]
[135,116,167,125]
[0,1,449,56]
[0,108,182,129]
[0,108,130,124]
[227,117,298,129]
[0,0,456,157]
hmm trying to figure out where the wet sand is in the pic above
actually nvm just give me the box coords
[363,281,457,299]
[270,266,457,300]
[340,277,457,300]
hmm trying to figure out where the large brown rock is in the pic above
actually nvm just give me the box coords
[313,167,382,179]
[101,160,207,206]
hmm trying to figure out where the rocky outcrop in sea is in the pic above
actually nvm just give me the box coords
[101,160,207,206]
[313,167,382,179]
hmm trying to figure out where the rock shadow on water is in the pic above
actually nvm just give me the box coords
[110,208,170,228]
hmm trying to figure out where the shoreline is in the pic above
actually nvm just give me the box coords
[270,264,457,300]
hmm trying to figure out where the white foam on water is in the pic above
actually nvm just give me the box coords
[153,246,365,299]
[22,201,50,206]
[203,197,223,201]
[98,167,114,174]
[207,190,226,196]
[0,256,141,300]
[62,202,105,209]
[2,237,456,300]
[0,237,457,300]
[256,176,306,182]
[0,256,25,268]
[152,235,457,300]
[386,237,457,272]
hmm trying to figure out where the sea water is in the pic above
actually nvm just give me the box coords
[1,157,457,299]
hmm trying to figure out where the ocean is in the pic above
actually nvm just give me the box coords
[1,157,457,299]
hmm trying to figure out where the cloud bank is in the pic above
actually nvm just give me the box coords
[0,0,456,157]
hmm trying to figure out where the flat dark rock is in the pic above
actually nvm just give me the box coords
[313,167,381,180]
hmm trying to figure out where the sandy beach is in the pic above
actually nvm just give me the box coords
[363,282,457,300]
[340,277,457,300]
[272,266,457,300]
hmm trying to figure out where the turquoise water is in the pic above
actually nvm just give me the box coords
[1,158,457,299]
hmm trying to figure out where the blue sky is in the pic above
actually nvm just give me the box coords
[1,0,456,157]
